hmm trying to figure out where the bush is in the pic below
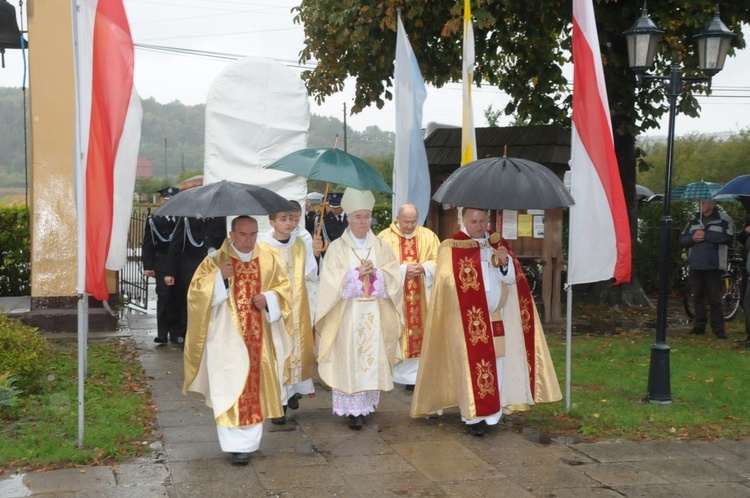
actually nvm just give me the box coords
[0,205,30,296]
[371,202,392,235]
[0,315,51,393]
[0,372,23,418]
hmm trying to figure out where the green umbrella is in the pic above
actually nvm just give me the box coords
[265,147,394,194]
[670,181,722,201]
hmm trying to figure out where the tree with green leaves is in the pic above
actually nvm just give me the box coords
[294,0,748,303]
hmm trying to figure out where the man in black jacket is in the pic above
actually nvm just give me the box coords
[320,192,346,246]
[679,200,735,339]
[142,201,179,344]
[165,216,227,343]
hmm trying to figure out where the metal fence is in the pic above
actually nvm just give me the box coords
[120,207,150,313]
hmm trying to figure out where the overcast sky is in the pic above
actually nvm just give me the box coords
[1,0,749,137]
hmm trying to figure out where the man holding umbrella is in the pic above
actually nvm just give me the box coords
[183,215,292,466]
[679,199,735,339]
[410,208,561,436]
[315,188,403,430]
[320,192,347,246]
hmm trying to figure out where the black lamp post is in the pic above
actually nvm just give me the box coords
[624,4,735,405]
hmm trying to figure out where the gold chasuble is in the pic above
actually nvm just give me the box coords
[183,239,292,428]
[411,232,561,420]
[315,229,404,394]
[260,237,314,386]
[378,223,439,360]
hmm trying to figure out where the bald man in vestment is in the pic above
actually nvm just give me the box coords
[183,216,291,465]
[378,204,440,390]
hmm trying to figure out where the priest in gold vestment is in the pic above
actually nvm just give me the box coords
[316,188,403,430]
[411,208,561,436]
[377,204,440,389]
[183,216,292,465]
[259,204,318,424]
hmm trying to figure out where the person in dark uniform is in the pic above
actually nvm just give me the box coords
[165,216,227,344]
[304,196,319,238]
[142,187,180,344]
[321,192,347,246]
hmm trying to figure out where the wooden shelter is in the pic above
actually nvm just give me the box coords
[423,124,570,323]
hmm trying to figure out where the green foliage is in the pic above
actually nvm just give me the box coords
[139,98,206,185]
[0,372,23,415]
[0,87,28,187]
[371,203,393,234]
[0,315,51,393]
[638,130,750,191]
[308,115,395,159]
[484,104,502,127]
[0,205,30,296]
[0,340,156,469]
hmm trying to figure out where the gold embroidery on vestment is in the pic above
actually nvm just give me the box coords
[467,306,489,345]
[475,359,496,399]
[458,257,480,292]
[356,312,377,372]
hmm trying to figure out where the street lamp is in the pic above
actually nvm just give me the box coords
[624,4,735,405]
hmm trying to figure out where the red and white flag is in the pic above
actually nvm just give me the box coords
[74,0,142,300]
[568,0,631,285]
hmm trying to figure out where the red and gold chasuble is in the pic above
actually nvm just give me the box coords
[450,232,501,416]
[232,257,265,425]
[448,232,541,414]
[400,236,425,358]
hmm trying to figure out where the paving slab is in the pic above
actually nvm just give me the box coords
[582,462,671,486]
[573,440,673,463]
[22,467,116,494]
[439,477,533,498]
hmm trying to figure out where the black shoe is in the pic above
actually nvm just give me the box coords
[287,394,300,410]
[170,336,185,344]
[348,415,364,430]
[271,405,288,425]
[154,337,168,344]
[469,420,487,437]
[230,452,250,466]
[405,384,415,391]
[689,329,705,335]
[714,331,728,339]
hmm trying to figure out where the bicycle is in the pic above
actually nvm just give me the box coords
[682,252,743,321]
[521,261,542,301]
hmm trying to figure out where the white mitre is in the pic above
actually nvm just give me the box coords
[340,188,375,214]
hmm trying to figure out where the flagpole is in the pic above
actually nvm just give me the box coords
[565,284,572,413]
[71,0,87,449]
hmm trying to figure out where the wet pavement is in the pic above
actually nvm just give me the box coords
[1,297,749,497]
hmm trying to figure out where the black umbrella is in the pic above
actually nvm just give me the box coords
[433,157,575,210]
[152,180,291,218]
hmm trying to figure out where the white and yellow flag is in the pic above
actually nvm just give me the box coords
[461,0,477,165]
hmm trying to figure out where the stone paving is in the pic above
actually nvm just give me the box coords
[1,299,749,497]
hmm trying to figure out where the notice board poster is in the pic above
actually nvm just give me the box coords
[501,210,518,240]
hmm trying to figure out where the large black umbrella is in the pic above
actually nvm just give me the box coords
[153,180,291,218]
[433,157,575,210]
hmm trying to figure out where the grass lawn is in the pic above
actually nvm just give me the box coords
[519,307,750,440]
[0,339,157,472]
